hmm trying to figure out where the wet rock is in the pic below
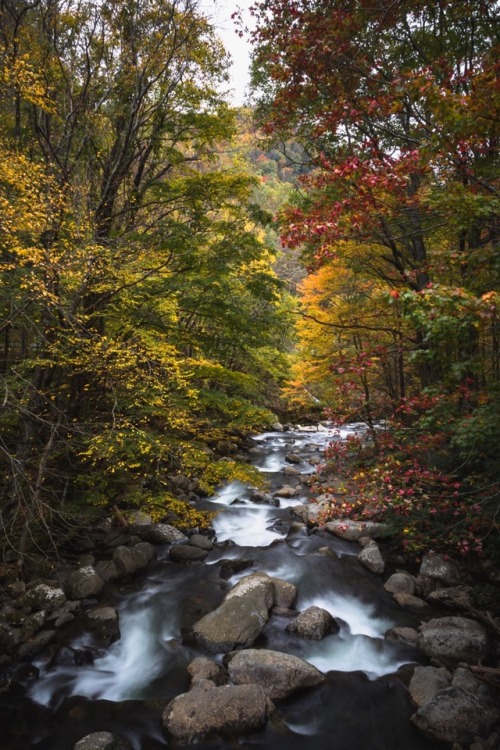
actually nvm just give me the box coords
[18,629,56,658]
[273,485,299,498]
[324,520,390,541]
[426,586,473,610]
[189,534,213,551]
[271,578,297,609]
[73,731,132,750]
[227,648,325,699]
[418,617,490,665]
[271,422,284,431]
[419,552,461,586]
[286,606,338,640]
[285,453,302,464]
[219,558,253,580]
[411,687,500,745]
[6,580,25,599]
[187,657,227,686]
[135,523,188,545]
[19,584,66,613]
[54,612,75,628]
[66,566,104,600]
[170,545,208,563]
[385,626,419,646]
[358,540,384,574]
[408,666,451,707]
[305,502,331,524]
[392,592,430,613]
[191,573,274,653]
[162,681,271,744]
[384,572,416,595]
[83,606,119,643]
[249,491,274,504]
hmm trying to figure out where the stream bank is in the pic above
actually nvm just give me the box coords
[0,425,499,750]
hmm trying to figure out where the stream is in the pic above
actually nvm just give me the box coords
[4,427,445,750]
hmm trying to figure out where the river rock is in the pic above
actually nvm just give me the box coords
[94,560,119,582]
[273,485,299,498]
[66,566,104,600]
[227,649,325,699]
[250,491,273,504]
[83,606,119,642]
[324,520,390,541]
[135,523,187,545]
[418,617,490,665]
[190,573,274,652]
[170,545,208,563]
[408,666,452,707]
[18,629,56,659]
[218,558,254,580]
[112,542,156,576]
[384,572,416,595]
[392,592,429,613]
[187,657,227,686]
[419,552,461,586]
[385,626,419,646]
[285,453,302,464]
[189,534,213,551]
[411,687,500,744]
[357,540,384,573]
[284,466,301,476]
[413,574,439,598]
[426,585,473,610]
[286,606,338,640]
[271,578,297,609]
[73,731,132,750]
[19,584,66,613]
[162,681,271,744]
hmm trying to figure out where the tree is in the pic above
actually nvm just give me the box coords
[0,0,293,565]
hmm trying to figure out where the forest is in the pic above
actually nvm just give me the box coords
[0,0,499,568]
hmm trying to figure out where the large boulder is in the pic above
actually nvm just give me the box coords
[162,681,271,744]
[286,606,338,640]
[66,566,104,600]
[19,584,66,613]
[112,543,156,577]
[411,687,500,744]
[135,523,187,545]
[384,572,416,596]
[190,573,274,653]
[271,578,297,609]
[324,520,390,541]
[408,666,451,707]
[419,552,461,586]
[227,649,325,700]
[357,541,384,574]
[426,585,473,610]
[418,617,490,665]
[273,486,299,499]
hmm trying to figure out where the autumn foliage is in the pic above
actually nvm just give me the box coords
[250,0,500,557]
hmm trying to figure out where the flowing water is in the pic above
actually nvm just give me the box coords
[3,427,446,750]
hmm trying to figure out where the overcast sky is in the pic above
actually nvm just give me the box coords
[200,1,254,105]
